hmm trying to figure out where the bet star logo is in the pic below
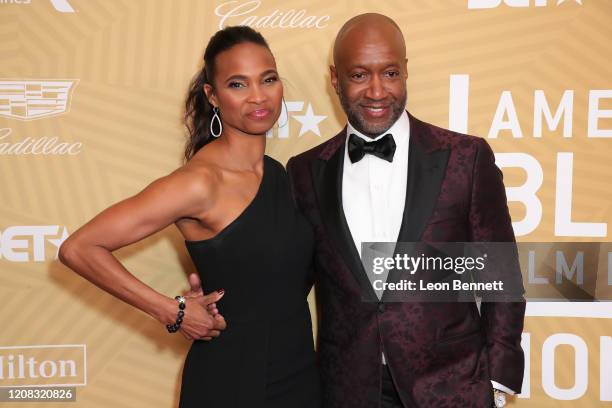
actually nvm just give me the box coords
[293,104,326,137]
[267,101,327,139]
[0,225,70,262]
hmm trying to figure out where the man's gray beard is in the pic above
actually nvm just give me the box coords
[338,88,407,138]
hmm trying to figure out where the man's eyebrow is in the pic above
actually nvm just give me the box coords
[346,65,368,71]
[346,63,401,71]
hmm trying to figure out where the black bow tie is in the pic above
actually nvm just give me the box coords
[347,133,396,163]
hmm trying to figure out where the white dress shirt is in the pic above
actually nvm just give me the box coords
[342,111,409,261]
[339,111,515,395]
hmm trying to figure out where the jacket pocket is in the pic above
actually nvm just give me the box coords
[434,327,483,346]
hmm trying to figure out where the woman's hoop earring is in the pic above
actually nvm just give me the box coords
[278,97,289,128]
[210,106,222,137]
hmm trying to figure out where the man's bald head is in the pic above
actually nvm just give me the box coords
[329,13,408,138]
[333,13,406,67]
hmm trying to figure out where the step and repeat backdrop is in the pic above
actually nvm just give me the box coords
[1,0,611,406]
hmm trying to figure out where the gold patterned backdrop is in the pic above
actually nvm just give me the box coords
[0,0,611,406]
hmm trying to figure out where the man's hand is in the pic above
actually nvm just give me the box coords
[182,272,224,340]
[178,290,226,341]
[184,272,204,298]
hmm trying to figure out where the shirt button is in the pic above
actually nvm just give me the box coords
[378,303,386,313]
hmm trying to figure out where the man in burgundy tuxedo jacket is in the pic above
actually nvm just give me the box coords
[286,14,525,408]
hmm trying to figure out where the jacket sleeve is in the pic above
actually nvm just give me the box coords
[468,137,526,393]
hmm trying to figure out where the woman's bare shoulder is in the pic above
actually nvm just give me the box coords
[164,156,223,209]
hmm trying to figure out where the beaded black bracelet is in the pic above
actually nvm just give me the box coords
[166,295,186,333]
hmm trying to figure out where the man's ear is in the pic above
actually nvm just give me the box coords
[203,84,218,107]
[330,65,339,95]
[403,58,409,80]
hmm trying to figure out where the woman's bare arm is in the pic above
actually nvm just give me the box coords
[59,167,225,339]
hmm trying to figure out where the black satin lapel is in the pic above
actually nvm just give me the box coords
[311,151,379,302]
[401,143,450,243]
[382,142,450,302]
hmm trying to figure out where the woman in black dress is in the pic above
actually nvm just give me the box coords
[59,26,320,408]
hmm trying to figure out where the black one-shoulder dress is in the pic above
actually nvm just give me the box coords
[179,155,321,408]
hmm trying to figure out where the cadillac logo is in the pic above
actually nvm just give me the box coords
[0,79,78,121]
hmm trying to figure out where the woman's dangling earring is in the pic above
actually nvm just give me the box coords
[278,97,289,128]
[210,106,222,137]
